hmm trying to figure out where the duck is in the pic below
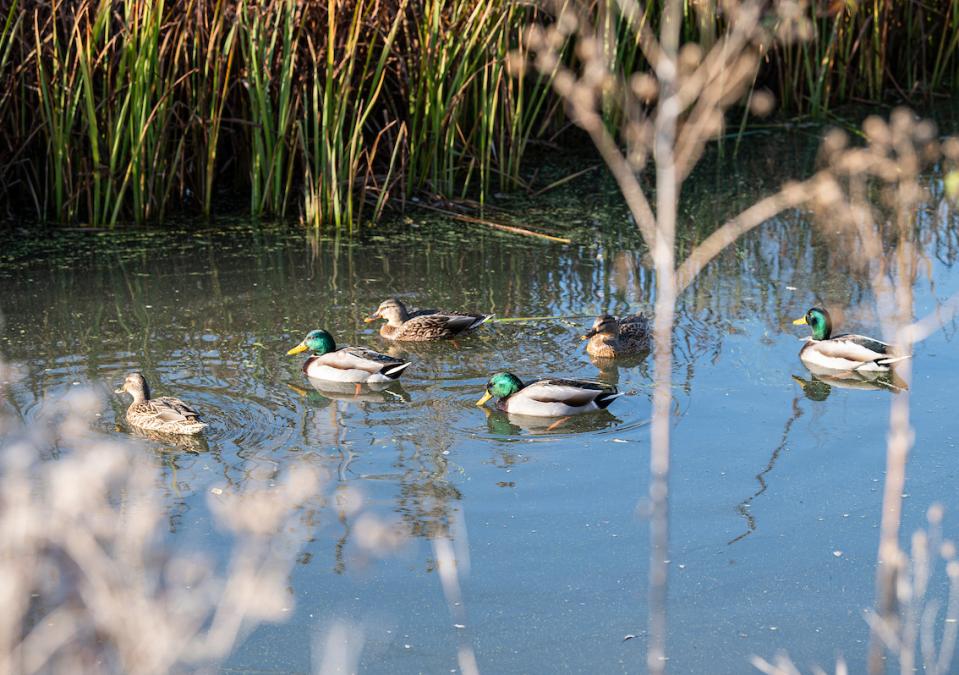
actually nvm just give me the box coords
[364,297,492,341]
[582,313,651,357]
[287,329,412,383]
[114,372,208,435]
[475,372,622,417]
[792,307,910,372]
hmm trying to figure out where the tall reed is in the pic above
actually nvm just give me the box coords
[32,1,83,223]
[404,0,498,199]
[0,1,21,193]
[771,0,959,115]
[299,0,406,230]
[34,0,183,225]
[238,0,301,217]
[183,0,238,217]
[5,0,959,229]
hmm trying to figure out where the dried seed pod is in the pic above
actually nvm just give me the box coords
[629,72,659,103]
[749,89,775,117]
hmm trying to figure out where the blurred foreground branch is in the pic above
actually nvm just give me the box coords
[520,0,959,672]
[0,383,319,674]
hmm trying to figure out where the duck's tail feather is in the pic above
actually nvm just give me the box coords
[380,361,412,379]
[594,391,623,409]
[853,353,911,372]
[470,314,494,330]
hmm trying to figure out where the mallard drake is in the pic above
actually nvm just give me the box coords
[364,297,491,341]
[582,313,651,357]
[475,372,622,417]
[792,307,910,372]
[114,372,207,435]
[287,329,411,383]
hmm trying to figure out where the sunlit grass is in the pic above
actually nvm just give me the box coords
[6,0,959,228]
[299,0,407,230]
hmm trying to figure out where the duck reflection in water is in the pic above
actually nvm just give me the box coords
[587,351,651,387]
[792,365,907,402]
[480,405,622,436]
[116,422,211,453]
[287,379,410,405]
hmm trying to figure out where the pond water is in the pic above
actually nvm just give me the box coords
[2,132,959,673]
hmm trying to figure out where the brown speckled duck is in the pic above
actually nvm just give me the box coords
[364,297,492,341]
[114,372,208,435]
[582,313,651,358]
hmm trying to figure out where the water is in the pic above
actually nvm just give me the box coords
[2,133,959,673]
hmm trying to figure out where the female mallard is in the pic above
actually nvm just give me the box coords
[114,372,208,435]
[475,372,622,417]
[582,313,650,357]
[287,329,411,383]
[364,297,491,341]
[792,307,910,372]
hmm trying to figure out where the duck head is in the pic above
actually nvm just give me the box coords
[582,314,618,340]
[364,297,408,326]
[115,372,151,402]
[792,307,832,340]
[287,329,336,355]
[476,372,524,406]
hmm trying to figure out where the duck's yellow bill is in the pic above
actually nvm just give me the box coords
[580,334,588,341]
[363,316,377,323]
[475,391,493,406]
[792,316,808,325]
[287,343,308,355]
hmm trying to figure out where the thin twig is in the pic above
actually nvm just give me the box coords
[529,164,599,197]
[412,203,572,243]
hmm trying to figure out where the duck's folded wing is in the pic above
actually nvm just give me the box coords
[523,379,613,406]
[816,334,891,362]
[618,314,650,338]
[436,313,490,329]
[408,308,439,319]
[405,313,463,331]
[326,347,406,373]
[152,398,202,422]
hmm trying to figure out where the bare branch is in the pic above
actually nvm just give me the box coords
[905,290,959,344]
[578,110,658,246]
[675,178,814,292]
[646,0,683,672]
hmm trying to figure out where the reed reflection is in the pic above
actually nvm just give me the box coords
[728,394,804,545]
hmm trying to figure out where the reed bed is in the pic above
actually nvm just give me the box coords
[2,0,959,229]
